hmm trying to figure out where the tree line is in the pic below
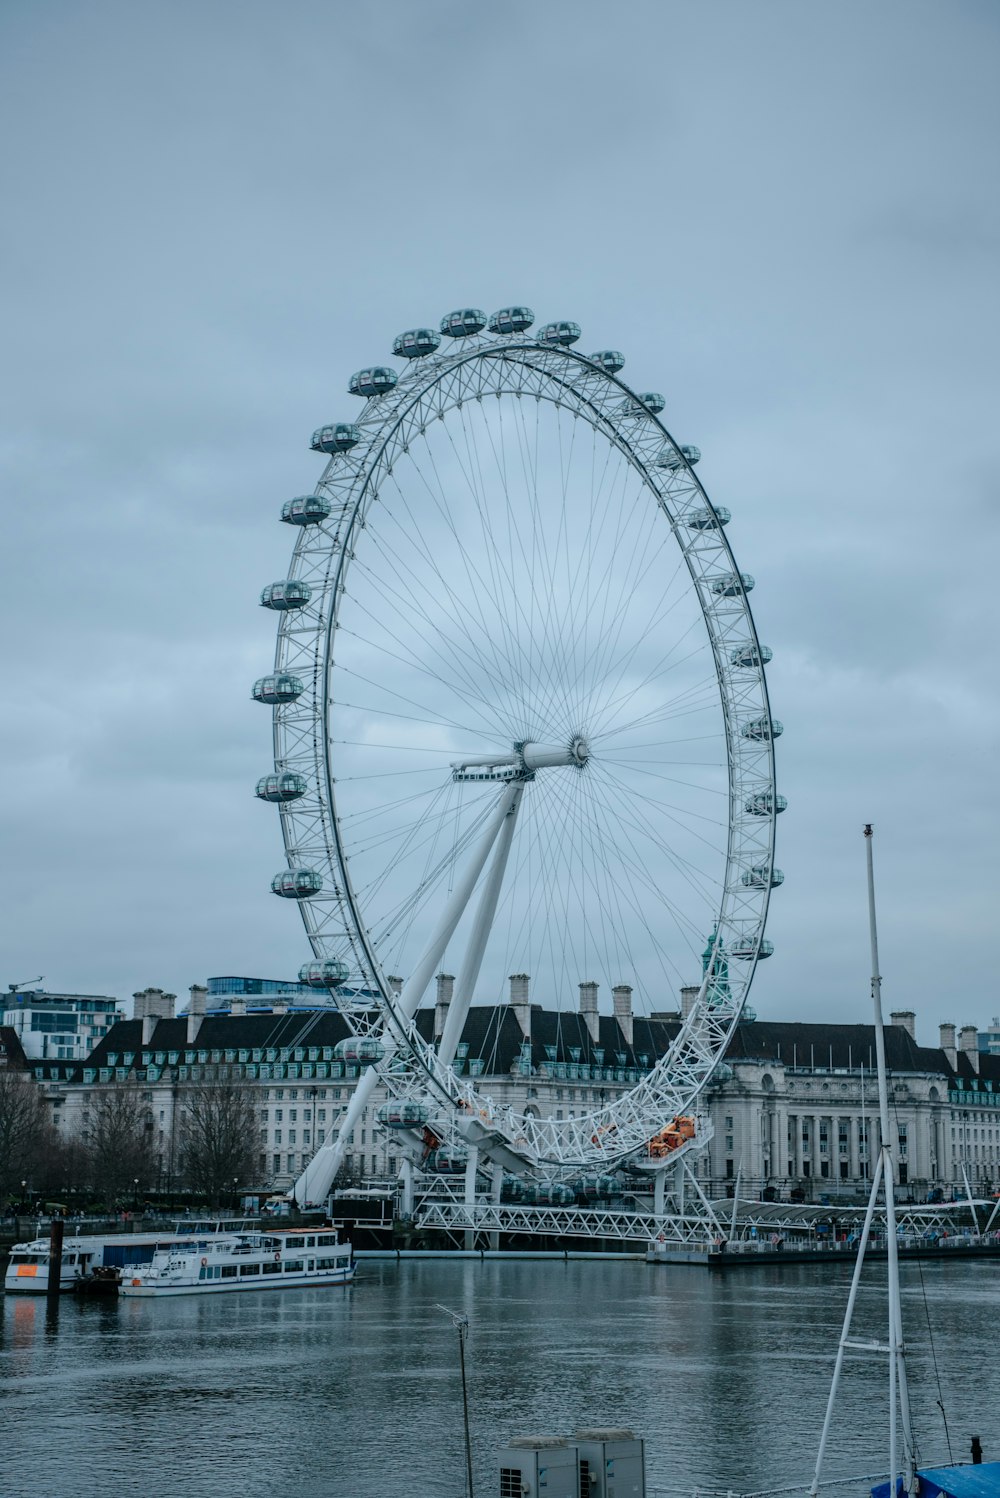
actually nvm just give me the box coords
[0,1068,261,1210]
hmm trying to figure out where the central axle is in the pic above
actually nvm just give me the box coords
[451,737,590,783]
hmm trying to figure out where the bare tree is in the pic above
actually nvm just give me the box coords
[83,1083,155,1207]
[179,1079,258,1206]
[0,1068,49,1203]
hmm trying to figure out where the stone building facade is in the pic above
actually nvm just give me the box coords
[26,978,1000,1201]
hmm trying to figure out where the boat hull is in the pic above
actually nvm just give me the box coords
[120,1268,355,1297]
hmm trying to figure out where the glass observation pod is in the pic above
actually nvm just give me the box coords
[376,1100,430,1128]
[439,308,487,337]
[741,715,783,742]
[333,1036,385,1065]
[730,936,775,960]
[655,443,701,469]
[590,350,625,373]
[271,868,324,899]
[741,864,785,889]
[488,306,534,334]
[537,320,581,346]
[687,505,731,531]
[348,367,398,398]
[310,423,361,454]
[730,642,773,668]
[710,571,755,597]
[252,673,305,705]
[527,1180,576,1206]
[571,1174,622,1201]
[392,327,441,358]
[500,1175,525,1202]
[744,790,787,816]
[426,1146,469,1173]
[255,771,308,803]
[298,959,350,988]
[281,494,332,526]
[260,579,312,611]
[633,391,666,414]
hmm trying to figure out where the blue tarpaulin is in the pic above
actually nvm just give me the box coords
[872,1464,1000,1498]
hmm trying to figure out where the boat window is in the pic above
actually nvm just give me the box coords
[307,1260,315,1270]
[285,1236,305,1248]
[9,1254,27,1264]
[305,1236,315,1246]
[220,1265,237,1279]
[262,1262,281,1275]
[283,1260,304,1273]
[239,1264,261,1276]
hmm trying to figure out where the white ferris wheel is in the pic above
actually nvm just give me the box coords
[253,307,782,1197]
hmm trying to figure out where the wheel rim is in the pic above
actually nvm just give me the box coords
[263,326,779,1170]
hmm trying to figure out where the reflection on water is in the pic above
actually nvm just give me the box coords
[2,1259,998,1498]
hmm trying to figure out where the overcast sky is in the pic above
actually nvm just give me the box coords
[2,0,997,1043]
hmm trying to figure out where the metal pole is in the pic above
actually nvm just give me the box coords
[865,824,915,1495]
[458,1317,474,1498]
[46,1216,64,1298]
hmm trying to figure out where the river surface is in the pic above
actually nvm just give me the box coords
[1,1257,997,1498]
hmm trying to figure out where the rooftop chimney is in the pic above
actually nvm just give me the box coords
[434,973,454,1042]
[187,985,207,1045]
[613,983,633,1047]
[939,1022,957,1070]
[509,973,531,1040]
[890,1010,916,1041]
[578,981,600,1044]
[959,1025,980,1074]
[680,985,699,1021]
[134,987,175,1045]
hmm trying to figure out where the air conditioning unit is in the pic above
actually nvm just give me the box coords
[574,1429,646,1498]
[498,1437,579,1498]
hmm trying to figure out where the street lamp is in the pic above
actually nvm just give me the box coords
[133,1178,139,1213]
[233,1176,240,1212]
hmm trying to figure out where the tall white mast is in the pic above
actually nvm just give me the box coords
[809,825,917,1497]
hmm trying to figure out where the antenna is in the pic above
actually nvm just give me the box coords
[435,1303,475,1498]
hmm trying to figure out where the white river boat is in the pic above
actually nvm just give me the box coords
[119,1226,354,1297]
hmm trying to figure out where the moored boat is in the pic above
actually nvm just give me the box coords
[119,1226,354,1297]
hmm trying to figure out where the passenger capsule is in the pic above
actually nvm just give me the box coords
[255,771,308,803]
[741,864,784,889]
[741,715,783,742]
[425,1145,468,1173]
[281,494,332,526]
[488,306,534,334]
[270,868,323,898]
[392,328,441,358]
[348,367,398,398]
[744,790,787,816]
[730,643,773,668]
[687,505,731,530]
[439,308,488,338]
[537,320,581,346]
[260,579,312,611]
[710,571,754,597]
[637,391,665,414]
[530,1180,576,1206]
[252,673,305,705]
[377,1100,431,1128]
[333,1036,385,1066]
[298,959,350,989]
[500,1175,525,1203]
[590,350,625,373]
[310,423,361,454]
[655,444,700,469]
[731,936,775,960]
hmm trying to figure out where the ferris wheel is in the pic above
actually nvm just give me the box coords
[254,307,782,1196]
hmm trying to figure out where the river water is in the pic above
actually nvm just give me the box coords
[1,1257,997,1498]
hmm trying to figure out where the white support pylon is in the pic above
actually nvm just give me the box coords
[438,784,524,1067]
[294,783,520,1205]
